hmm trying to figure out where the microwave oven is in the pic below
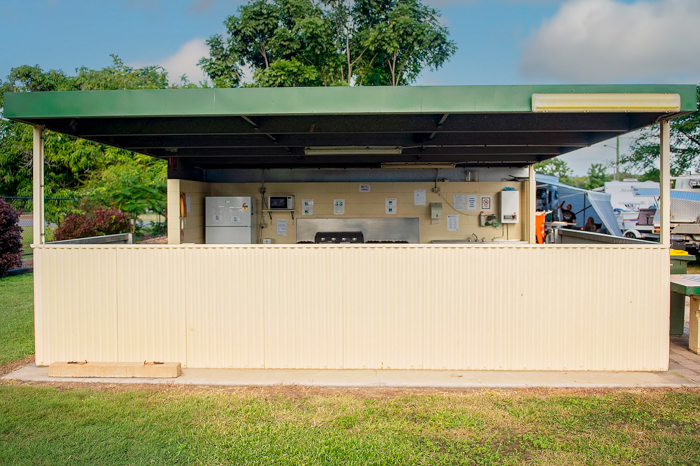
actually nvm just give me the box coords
[268,196,294,210]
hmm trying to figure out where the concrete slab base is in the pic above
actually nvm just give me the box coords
[4,364,695,388]
[48,362,181,378]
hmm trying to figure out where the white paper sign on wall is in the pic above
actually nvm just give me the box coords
[276,219,288,236]
[453,194,466,211]
[447,215,459,231]
[414,189,426,206]
[359,184,371,192]
[466,194,478,211]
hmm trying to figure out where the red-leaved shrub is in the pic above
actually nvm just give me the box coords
[54,208,131,241]
[92,208,132,236]
[54,212,96,241]
[0,199,23,277]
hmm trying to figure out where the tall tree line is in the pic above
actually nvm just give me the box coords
[0,0,457,230]
[198,0,456,87]
[0,57,174,225]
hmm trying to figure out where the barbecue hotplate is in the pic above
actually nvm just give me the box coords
[314,231,364,244]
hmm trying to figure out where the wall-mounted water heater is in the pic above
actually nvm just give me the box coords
[500,190,519,224]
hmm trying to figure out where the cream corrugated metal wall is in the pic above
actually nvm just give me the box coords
[33,244,670,371]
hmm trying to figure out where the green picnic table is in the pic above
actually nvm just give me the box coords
[670,274,700,354]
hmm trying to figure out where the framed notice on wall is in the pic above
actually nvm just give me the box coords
[481,195,492,210]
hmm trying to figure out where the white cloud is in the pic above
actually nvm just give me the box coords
[520,0,700,83]
[134,38,210,85]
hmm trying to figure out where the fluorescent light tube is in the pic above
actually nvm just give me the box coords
[381,162,456,169]
[532,93,681,113]
[304,146,402,155]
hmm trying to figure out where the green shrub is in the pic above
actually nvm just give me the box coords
[0,199,23,277]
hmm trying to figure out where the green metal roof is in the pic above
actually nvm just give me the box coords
[4,84,696,170]
[5,85,696,118]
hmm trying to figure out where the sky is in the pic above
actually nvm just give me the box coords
[1,0,698,175]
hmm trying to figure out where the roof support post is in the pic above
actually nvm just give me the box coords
[167,178,182,245]
[527,164,537,244]
[32,126,45,245]
[660,120,671,248]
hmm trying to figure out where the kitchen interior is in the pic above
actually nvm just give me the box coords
[173,167,530,245]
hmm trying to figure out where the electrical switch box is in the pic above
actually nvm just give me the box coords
[500,190,519,224]
[430,202,443,224]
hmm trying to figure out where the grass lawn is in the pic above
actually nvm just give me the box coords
[1,385,699,464]
[1,273,700,464]
[0,274,34,367]
[688,260,700,274]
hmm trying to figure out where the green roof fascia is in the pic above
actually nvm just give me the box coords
[4,84,697,119]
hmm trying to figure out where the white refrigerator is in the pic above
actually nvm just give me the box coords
[205,197,257,244]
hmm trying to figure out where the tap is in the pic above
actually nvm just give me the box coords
[471,233,479,242]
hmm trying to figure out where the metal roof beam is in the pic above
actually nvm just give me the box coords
[179,153,546,168]
[429,113,450,141]
[150,146,564,158]
[110,131,618,150]
[35,113,644,138]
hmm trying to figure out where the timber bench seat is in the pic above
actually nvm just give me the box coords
[48,361,181,378]
[670,274,700,354]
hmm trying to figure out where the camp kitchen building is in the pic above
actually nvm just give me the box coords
[5,85,696,371]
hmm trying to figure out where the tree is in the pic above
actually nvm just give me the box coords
[583,163,609,190]
[198,0,456,87]
[199,0,332,87]
[362,0,455,86]
[81,158,166,234]
[0,57,172,226]
[534,158,573,184]
[253,58,321,87]
[622,86,700,176]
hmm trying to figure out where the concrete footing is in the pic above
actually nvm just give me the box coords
[48,362,181,378]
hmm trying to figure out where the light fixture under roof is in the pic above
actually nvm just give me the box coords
[381,162,456,169]
[304,146,403,156]
[532,93,681,113]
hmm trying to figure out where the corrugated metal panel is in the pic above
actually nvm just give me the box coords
[33,244,670,371]
[261,247,344,368]
[185,247,265,368]
[340,247,424,369]
[34,247,118,365]
[116,248,187,364]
